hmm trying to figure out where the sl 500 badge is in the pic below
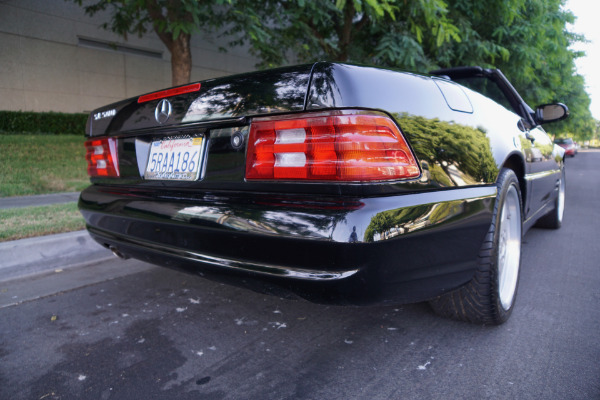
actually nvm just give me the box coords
[93,109,116,121]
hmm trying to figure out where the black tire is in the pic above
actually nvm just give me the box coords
[429,169,523,325]
[535,167,565,229]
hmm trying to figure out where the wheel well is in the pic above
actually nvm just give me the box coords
[501,155,526,208]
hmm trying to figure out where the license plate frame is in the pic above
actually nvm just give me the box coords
[144,136,205,181]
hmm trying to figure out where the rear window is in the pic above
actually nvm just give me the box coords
[554,138,573,144]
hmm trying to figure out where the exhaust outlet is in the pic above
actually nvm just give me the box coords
[109,246,129,260]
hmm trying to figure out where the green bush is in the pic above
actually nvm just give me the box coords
[0,110,88,135]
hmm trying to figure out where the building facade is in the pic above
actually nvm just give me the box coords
[0,0,259,113]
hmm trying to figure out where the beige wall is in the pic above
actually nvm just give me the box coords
[0,0,259,113]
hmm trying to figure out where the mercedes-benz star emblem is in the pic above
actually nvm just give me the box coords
[155,99,172,124]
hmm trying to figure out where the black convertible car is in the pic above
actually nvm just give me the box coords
[79,62,568,324]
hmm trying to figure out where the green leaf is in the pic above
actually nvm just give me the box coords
[364,0,384,17]
[172,25,181,40]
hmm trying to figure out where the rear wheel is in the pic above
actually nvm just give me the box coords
[535,167,565,229]
[430,169,522,324]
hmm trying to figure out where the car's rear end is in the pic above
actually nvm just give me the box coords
[79,62,496,305]
[554,138,576,157]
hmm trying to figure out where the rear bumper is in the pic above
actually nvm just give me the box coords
[79,185,496,305]
[559,145,575,156]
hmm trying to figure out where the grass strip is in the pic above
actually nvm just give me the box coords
[0,203,85,242]
[0,134,89,197]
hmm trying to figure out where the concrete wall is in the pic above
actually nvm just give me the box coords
[0,0,259,113]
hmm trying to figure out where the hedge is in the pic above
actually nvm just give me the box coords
[0,110,88,135]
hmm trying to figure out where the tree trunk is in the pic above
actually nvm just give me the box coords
[169,33,192,86]
[336,1,355,62]
[148,0,193,87]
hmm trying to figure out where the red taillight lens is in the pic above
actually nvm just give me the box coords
[245,111,420,181]
[85,138,120,177]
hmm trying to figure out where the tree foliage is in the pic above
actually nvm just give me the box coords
[223,0,460,69]
[223,0,594,139]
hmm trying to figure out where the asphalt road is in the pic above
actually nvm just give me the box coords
[1,151,599,400]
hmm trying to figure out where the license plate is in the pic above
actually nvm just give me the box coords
[145,136,204,181]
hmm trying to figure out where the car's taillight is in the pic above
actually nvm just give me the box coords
[85,138,120,177]
[245,110,420,181]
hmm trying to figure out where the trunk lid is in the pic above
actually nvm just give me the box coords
[87,65,314,137]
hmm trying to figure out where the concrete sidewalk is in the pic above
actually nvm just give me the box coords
[0,192,80,209]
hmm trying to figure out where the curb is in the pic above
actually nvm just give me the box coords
[0,230,113,283]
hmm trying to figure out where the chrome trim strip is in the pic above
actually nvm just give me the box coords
[88,227,359,281]
[524,169,560,181]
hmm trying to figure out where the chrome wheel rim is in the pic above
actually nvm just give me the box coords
[557,172,565,223]
[498,185,522,310]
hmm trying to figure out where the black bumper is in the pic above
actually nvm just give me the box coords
[79,185,496,305]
